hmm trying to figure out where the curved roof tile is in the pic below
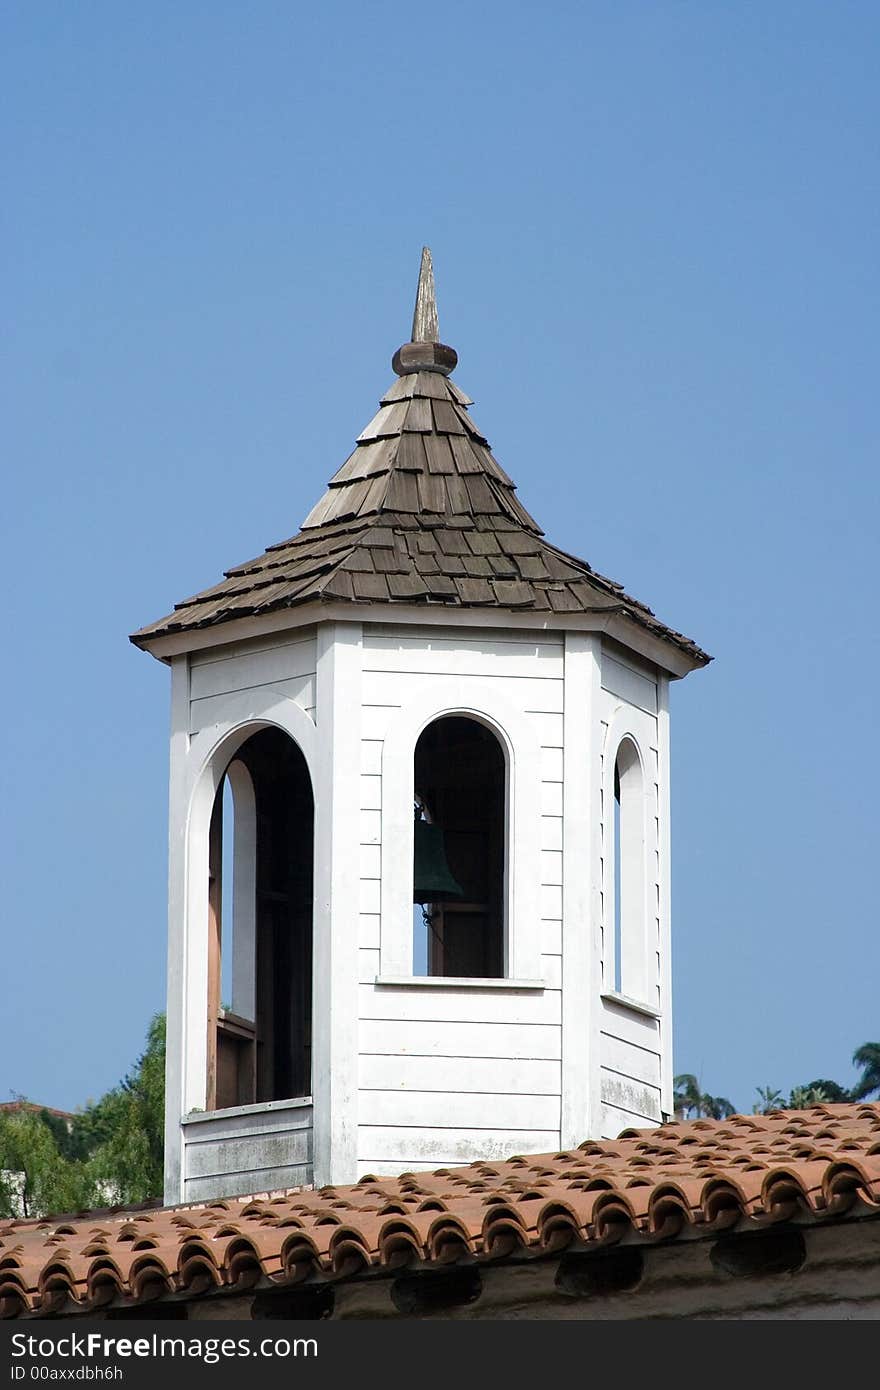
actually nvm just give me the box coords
[3,1103,880,1317]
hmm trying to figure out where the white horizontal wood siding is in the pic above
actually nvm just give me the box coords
[597,643,666,1139]
[599,999,663,1139]
[163,614,678,1199]
[359,1053,561,1094]
[188,631,317,733]
[357,1129,561,1171]
[180,1100,313,1201]
[600,1071,662,1127]
[356,625,565,1172]
[360,1019,562,1060]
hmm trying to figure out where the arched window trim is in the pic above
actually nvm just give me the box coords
[205,728,314,1113]
[413,712,508,979]
[181,704,319,1118]
[602,719,652,1010]
[378,681,542,984]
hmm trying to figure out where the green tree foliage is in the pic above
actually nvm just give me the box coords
[752,1072,874,1114]
[672,1073,702,1119]
[84,1013,166,1205]
[851,1043,880,1101]
[803,1079,851,1104]
[0,1014,165,1220]
[0,1108,96,1219]
[673,1074,734,1120]
[753,1085,785,1114]
[787,1084,830,1109]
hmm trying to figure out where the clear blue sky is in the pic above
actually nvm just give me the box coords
[3,2,877,1117]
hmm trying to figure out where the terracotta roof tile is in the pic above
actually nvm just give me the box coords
[3,1104,879,1318]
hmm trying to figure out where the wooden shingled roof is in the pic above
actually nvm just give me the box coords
[131,250,709,667]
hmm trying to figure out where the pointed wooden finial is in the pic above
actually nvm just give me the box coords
[411,246,440,343]
[392,247,458,377]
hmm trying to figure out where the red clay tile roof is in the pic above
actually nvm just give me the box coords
[131,256,710,667]
[3,1103,879,1319]
[0,1102,75,1121]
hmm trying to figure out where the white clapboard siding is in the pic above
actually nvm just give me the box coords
[529,712,564,749]
[359,1019,561,1061]
[360,844,381,880]
[360,774,382,810]
[601,655,658,715]
[600,1033,662,1088]
[601,998,661,1051]
[362,670,564,715]
[366,623,563,645]
[189,629,315,665]
[189,636,317,700]
[185,1128,312,1180]
[541,781,563,816]
[601,1101,660,1140]
[181,1102,314,1194]
[356,1127,561,1166]
[360,984,560,1026]
[361,740,383,775]
[359,948,381,983]
[357,1159,453,1175]
[363,634,564,680]
[359,913,381,948]
[359,1090,561,1132]
[542,920,562,954]
[182,1100,313,1144]
[540,956,562,989]
[601,1070,662,1123]
[185,1166,312,1202]
[541,816,563,851]
[362,705,399,740]
[359,1053,561,1096]
[190,676,316,733]
[540,850,563,887]
[541,885,563,921]
[359,880,381,914]
[540,747,564,782]
[360,809,381,844]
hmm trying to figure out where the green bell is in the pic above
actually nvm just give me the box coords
[413,820,465,905]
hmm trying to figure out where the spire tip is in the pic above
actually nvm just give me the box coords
[393,247,458,377]
[411,246,439,343]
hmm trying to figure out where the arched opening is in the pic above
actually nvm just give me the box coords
[207,726,314,1110]
[413,715,506,978]
[612,737,646,999]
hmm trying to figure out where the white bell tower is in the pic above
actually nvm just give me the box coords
[132,249,709,1205]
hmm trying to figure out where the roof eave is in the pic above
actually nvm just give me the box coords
[130,596,709,677]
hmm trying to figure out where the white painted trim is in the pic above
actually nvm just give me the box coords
[311,621,362,1187]
[225,760,256,1023]
[186,692,319,793]
[601,990,661,1021]
[163,653,190,1204]
[600,705,655,1010]
[560,633,599,1148]
[657,675,673,1116]
[178,692,319,1145]
[139,602,702,678]
[182,1095,313,1125]
[616,736,647,1002]
[379,679,542,982]
[374,976,547,991]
